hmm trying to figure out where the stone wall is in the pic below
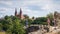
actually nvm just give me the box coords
[54,11,60,28]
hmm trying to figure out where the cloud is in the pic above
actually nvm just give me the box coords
[0,1,13,6]
[0,8,13,11]
[0,0,60,18]
[21,8,48,17]
[0,8,14,17]
[0,8,7,11]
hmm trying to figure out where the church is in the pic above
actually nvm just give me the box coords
[15,8,25,19]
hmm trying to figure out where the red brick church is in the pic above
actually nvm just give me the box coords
[15,8,25,19]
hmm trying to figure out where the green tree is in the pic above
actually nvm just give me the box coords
[47,13,54,26]
[47,13,53,20]
[20,19,25,26]
[33,17,47,25]
[27,19,33,26]
[23,14,29,19]
[32,16,35,19]
[0,15,26,34]
[7,16,25,34]
[0,23,3,31]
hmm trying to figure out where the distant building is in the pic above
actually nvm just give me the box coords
[15,8,25,19]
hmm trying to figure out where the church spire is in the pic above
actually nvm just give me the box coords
[20,8,22,18]
[15,8,17,16]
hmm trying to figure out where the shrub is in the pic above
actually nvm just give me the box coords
[0,23,3,31]
[0,16,26,34]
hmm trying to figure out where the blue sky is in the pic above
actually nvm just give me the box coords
[0,0,60,18]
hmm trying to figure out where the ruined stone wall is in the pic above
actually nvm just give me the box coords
[54,11,60,28]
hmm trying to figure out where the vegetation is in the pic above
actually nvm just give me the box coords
[47,13,54,26]
[0,12,55,34]
[23,14,29,19]
[0,16,25,34]
[32,17,48,25]
[47,13,53,20]
[31,13,54,25]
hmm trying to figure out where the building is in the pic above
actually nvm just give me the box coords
[15,8,25,19]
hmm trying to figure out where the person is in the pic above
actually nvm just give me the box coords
[47,17,50,32]
[52,19,56,26]
[47,18,50,26]
[52,17,57,26]
[53,18,57,30]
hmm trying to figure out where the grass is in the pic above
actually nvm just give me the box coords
[0,32,5,34]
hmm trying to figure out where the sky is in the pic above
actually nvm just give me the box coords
[0,0,60,18]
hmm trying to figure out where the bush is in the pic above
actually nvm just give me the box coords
[0,23,3,31]
[32,17,47,25]
[6,16,25,34]
[42,22,48,25]
[0,16,26,34]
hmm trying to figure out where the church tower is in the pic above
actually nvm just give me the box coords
[15,8,24,19]
[19,8,22,19]
[15,8,17,16]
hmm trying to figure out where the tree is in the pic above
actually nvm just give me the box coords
[27,19,33,25]
[32,16,35,19]
[0,23,3,31]
[47,13,53,20]
[7,16,25,34]
[23,14,29,19]
[0,15,26,34]
[32,17,47,25]
[47,13,54,26]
